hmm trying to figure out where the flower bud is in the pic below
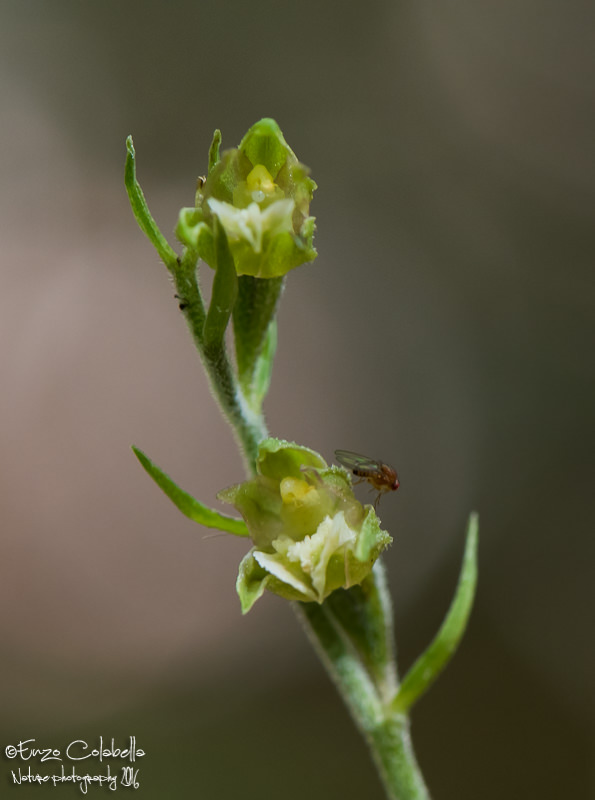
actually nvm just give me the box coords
[218,439,392,612]
[177,119,317,278]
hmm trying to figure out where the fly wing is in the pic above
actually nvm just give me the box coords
[334,450,383,476]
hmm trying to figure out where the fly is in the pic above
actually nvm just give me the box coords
[334,449,400,509]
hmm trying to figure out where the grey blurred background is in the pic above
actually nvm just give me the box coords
[1,1,593,797]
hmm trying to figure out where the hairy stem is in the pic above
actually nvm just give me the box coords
[296,564,431,800]
[173,252,267,473]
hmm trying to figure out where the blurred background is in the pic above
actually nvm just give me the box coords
[1,1,593,797]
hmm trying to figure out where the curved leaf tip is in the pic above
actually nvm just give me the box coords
[391,512,479,714]
[132,445,249,537]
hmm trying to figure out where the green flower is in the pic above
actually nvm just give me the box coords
[177,119,317,278]
[218,438,392,612]
[207,197,295,255]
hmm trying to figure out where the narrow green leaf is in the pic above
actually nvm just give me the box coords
[124,136,178,271]
[132,446,249,537]
[203,220,238,353]
[391,513,479,714]
[250,319,277,409]
[208,129,222,173]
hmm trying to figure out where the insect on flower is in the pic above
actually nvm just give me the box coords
[334,450,400,509]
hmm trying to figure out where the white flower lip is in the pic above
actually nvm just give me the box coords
[253,550,317,601]
[254,511,358,602]
[208,197,295,253]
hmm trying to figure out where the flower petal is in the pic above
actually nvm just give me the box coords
[253,550,318,601]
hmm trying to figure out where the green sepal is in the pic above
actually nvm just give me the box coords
[208,128,222,173]
[217,475,284,549]
[232,275,283,402]
[236,548,317,613]
[205,150,243,205]
[124,136,178,271]
[391,513,479,714]
[217,439,329,549]
[132,446,249,537]
[355,508,392,562]
[237,118,291,179]
[203,220,238,352]
[257,438,327,479]
[236,550,269,613]
[223,229,316,279]
[175,208,215,265]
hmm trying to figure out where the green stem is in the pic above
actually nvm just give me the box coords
[367,716,430,800]
[295,600,383,732]
[203,344,268,472]
[296,519,478,797]
[173,249,267,473]
[296,564,431,800]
